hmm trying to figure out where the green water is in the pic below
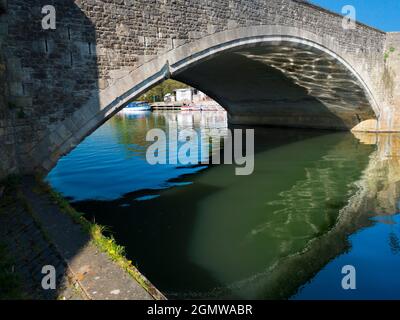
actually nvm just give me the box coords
[48,111,400,299]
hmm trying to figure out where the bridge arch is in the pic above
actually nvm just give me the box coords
[29,25,380,173]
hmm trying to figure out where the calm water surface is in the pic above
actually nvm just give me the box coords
[47,110,400,299]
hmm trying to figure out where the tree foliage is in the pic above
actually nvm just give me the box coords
[138,79,189,102]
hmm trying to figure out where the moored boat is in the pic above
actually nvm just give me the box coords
[124,101,152,111]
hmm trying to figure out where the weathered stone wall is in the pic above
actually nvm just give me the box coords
[2,0,98,179]
[0,0,394,177]
[0,0,17,179]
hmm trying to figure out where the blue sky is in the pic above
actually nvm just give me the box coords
[310,0,400,31]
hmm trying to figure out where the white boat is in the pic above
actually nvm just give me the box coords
[124,101,152,111]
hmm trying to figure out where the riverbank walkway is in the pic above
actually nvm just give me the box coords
[0,176,161,300]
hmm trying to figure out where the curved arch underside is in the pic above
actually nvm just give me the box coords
[172,41,376,130]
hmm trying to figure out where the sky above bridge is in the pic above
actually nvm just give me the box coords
[310,0,400,32]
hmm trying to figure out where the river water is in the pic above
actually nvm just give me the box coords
[47,110,400,299]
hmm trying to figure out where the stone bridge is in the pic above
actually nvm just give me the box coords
[0,0,400,178]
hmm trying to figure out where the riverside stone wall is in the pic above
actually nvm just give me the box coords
[0,0,17,178]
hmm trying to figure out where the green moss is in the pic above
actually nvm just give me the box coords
[384,52,389,61]
[384,47,397,62]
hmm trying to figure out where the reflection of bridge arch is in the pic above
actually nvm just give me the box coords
[186,133,398,299]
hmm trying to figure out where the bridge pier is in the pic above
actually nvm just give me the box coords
[352,32,400,133]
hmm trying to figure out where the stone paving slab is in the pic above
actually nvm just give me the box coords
[20,177,155,300]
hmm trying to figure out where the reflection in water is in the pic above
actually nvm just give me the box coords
[47,112,400,299]
[292,133,400,300]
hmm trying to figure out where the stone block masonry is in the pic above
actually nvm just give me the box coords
[381,33,400,130]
